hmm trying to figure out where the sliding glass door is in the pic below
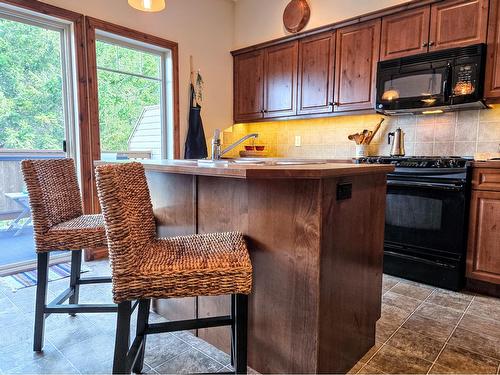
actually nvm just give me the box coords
[0,6,77,273]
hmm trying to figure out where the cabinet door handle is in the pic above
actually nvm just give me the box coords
[429,41,435,47]
[422,42,428,47]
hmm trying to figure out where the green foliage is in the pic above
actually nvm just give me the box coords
[0,18,64,149]
[96,40,161,152]
[0,18,161,152]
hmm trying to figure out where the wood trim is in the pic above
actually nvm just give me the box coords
[231,0,442,56]
[85,17,181,215]
[0,0,82,21]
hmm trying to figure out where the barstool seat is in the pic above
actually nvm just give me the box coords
[95,162,252,374]
[45,214,106,248]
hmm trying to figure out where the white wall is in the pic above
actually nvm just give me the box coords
[41,0,235,157]
[233,0,409,49]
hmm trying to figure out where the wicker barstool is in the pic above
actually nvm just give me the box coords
[95,162,252,374]
[21,159,117,352]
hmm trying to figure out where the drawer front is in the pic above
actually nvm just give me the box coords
[472,168,500,191]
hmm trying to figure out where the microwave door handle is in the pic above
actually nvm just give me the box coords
[443,64,452,101]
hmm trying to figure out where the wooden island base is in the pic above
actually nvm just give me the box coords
[113,161,392,374]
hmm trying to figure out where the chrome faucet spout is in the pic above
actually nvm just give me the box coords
[211,130,259,160]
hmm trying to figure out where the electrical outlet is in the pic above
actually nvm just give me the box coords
[295,135,301,147]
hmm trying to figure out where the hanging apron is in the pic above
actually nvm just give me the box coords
[184,85,208,159]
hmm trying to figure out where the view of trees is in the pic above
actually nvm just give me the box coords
[96,40,161,152]
[0,17,162,152]
[0,18,64,150]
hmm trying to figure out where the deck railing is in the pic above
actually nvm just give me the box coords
[0,149,65,219]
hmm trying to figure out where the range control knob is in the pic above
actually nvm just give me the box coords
[434,159,444,168]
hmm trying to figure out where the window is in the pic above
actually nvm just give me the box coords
[95,33,174,160]
[0,7,77,153]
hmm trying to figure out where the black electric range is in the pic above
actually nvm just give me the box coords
[356,156,472,290]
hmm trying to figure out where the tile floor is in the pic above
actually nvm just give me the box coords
[0,259,499,374]
[350,274,500,375]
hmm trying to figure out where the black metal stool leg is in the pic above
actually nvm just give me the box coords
[33,252,49,352]
[132,299,151,374]
[230,294,236,367]
[69,250,82,315]
[234,294,248,374]
[113,301,132,374]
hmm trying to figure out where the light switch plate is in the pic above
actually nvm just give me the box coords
[295,135,301,147]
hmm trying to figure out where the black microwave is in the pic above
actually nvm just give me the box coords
[376,44,487,115]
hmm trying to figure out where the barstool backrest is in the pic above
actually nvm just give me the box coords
[21,158,84,236]
[95,162,156,274]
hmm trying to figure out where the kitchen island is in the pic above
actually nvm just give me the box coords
[97,159,394,373]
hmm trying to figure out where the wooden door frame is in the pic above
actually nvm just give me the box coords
[85,17,180,213]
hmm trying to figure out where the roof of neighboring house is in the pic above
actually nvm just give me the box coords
[128,105,161,159]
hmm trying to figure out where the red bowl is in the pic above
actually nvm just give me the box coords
[255,146,265,151]
[245,146,255,151]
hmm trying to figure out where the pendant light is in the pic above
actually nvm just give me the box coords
[128,0,165,12]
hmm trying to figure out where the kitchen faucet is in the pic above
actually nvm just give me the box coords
[211,129,259,160]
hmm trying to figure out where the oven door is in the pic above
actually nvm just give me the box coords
[376,63,451,112]
[384,179,467,259]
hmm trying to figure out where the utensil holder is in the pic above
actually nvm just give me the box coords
[355,144,369,158]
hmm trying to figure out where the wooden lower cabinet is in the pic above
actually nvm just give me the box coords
[467,167,500,284]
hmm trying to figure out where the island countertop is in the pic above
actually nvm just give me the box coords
[95,158,395,179]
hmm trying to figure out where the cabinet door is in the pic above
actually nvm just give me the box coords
[380,6,430,61]
[234,50,264,122]
[429,0,488,51]
[334,19,381,112]
[297,32,335,115]
[467,190,500,284]
[485,0,500,99]
[263,41,298,118]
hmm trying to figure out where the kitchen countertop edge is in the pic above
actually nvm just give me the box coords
[94,159,395,179]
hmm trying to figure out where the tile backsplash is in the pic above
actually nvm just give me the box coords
[221,106,500,159]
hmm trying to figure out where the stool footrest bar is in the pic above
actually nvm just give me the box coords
[77,276,112,285]
[146,315,232,334]
[45,304,118,314]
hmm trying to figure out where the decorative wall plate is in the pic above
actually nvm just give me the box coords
[283,0,311,34]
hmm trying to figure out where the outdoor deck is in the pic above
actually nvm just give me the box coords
[0,226,35,266]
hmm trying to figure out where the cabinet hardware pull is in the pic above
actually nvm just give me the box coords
[429,41,435,47]
[422,42,428,47]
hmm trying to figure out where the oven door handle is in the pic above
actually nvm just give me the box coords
[387,180,464,191]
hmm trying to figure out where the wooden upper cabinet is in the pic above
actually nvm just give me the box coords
[234,50,264,122]
[263,41,298,118]
[485,0,500,99]
[297,32,335,115]
[380,7,430,61]
[334,19,381,112]
[429,0,488,51]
